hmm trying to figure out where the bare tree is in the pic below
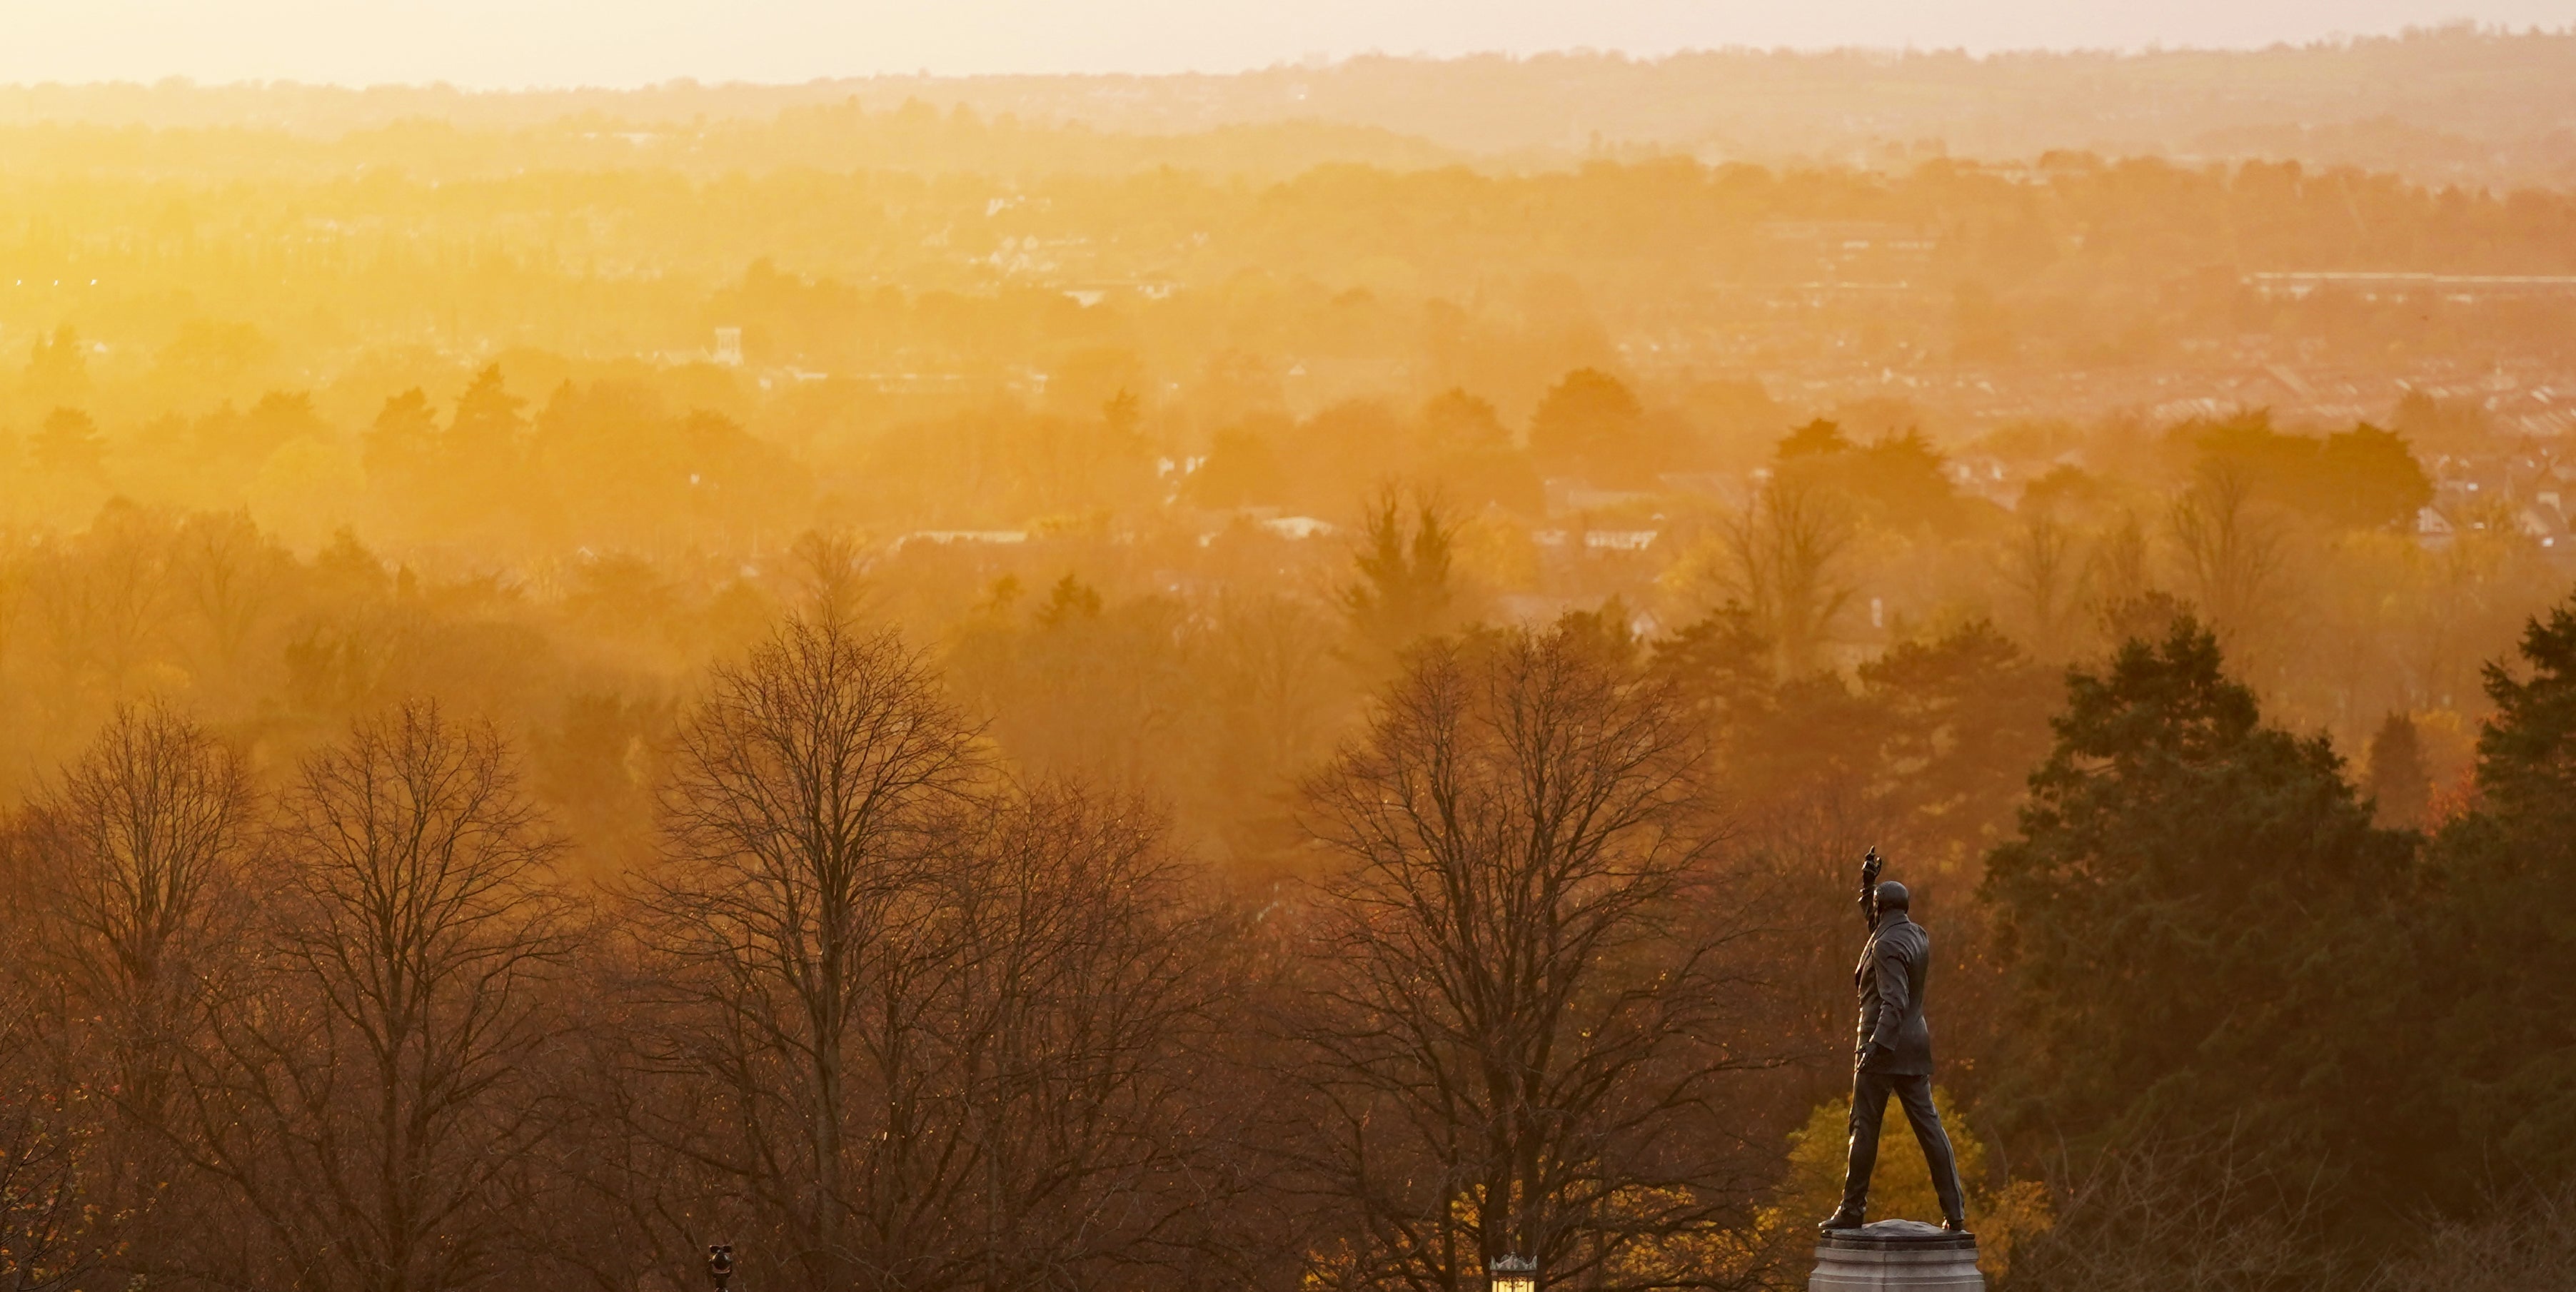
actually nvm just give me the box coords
[179,700,571,1292]
[791,528,875,626]
[1290,624,1781,1292]
[1715,477,1853,679]
[174,510,289,687]
[0,1011,116,1292]
[2168,465,2287,657]
[637,619,1237,1292]
[26,501,176,705]
[1204,591,1350,799]
[2088,512,2154,611]
[643,616,985,1291]
[0,837,122,1292]
[25,701,253,1121]
[928,784,1215,1290]
[0,533,26,706]
[2005,1126,2337,1292]
[2001,513,2086,661]
[2367,1183,2576,1292]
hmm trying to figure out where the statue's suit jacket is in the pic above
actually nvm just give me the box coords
[1853,912,1936,1076]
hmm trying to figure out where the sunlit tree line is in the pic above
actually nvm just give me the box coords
[0,596,1828,1292]
[9,484,2576,1289]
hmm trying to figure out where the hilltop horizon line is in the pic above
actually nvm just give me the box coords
[0,22,2568,94]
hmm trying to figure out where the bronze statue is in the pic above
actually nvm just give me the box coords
[1819,847,1971,1236]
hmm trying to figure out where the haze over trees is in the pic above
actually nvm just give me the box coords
[3,35,2576,1292]
[6,26,2574,187]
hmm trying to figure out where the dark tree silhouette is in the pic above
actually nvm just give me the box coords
[1290,621,1782,1292]
[180,700,570,1292]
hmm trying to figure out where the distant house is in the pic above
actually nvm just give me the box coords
[1584,530,1661,553]
[1261,516,1336,540]
[1544,478,1659,516]
[1528,528,1660,553]
[896,530,1030,550]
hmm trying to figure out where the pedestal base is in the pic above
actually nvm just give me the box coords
[1809,1219,1984,1291]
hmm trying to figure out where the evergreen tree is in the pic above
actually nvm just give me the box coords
[1342,488,1458,657]
[1776,418,1851,460]
[448,363,527,461]
[32,406,104,476]
[2366,712,2431,830]
[2415,594,2576,1193]
[363,388,438,478]
[1981,617,2417,1218]
[1859,620,2057,855]
[23,325,89,408]
[1529,368,1653,485]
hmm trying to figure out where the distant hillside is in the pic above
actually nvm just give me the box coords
[0,26,2571,186]
[0,108,1459,184]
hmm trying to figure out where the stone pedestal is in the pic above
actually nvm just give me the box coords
[1809,1219,1984,1291]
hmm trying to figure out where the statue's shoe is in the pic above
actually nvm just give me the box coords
[1941,1217,1973,1236]
[1816,1211,1865,1233]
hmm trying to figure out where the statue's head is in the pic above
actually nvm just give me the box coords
[1874,880,1911,913]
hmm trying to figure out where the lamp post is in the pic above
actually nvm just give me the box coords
[706,1244,735,1292]
[1489,1253,1537,1292]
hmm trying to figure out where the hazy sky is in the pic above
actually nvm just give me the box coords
[4,0,2567,87]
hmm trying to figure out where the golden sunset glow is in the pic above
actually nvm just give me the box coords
[0,11,2571,1292]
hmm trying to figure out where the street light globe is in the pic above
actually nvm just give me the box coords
[1489,1253,1537,1292]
